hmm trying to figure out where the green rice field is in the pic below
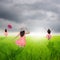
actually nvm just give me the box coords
[0,35,60,60]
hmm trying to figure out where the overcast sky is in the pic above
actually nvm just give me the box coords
[0,0,60,33]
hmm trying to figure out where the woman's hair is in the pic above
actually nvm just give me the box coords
[20,30,25,37]
[47,29,51,34]
[5,29,7,32]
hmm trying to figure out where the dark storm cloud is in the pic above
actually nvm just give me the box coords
[0,4,18,21]
[0,0,60,33]
[20,2,60,14]
[51,0,60,4]
[0,0,59,21]
[0,3,24,23]
[0,0,13,3]
[0,9,17,21]
[13,2,60,21]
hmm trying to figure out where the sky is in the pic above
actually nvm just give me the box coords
[0,0,60,33]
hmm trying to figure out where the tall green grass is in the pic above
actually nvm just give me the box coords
[0,36,60,60]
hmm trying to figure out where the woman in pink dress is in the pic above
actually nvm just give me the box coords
[46,29,52,40]
[4,29,8,37]
[16,30,29,47]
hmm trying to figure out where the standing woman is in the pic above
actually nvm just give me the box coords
[4,29,8,37]
[46,29,52,40]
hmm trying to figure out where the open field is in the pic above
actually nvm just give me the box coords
[0,35,60,60]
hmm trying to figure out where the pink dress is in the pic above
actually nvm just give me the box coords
[46,34,51,40]
[16,36,26,47]
[4,32,8,37]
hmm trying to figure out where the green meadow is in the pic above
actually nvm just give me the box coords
[0,35,60,60]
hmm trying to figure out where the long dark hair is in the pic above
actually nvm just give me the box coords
[47,29,51,34]
[5,29,7,32]
[20,30,25,37]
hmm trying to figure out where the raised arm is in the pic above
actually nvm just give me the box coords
[15,33,20,38]
[25,31,30,34]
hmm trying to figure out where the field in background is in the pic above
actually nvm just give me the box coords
[0,36,60,60]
